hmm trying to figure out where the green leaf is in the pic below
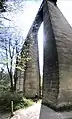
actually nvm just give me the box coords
[0,58,8,64]
[16,66,25,71]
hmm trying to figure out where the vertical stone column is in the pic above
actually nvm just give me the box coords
[42,0,59,105]
[16,2,43,98]
[24,7,43,98]
[48,1,72,105]
[16,70,24,92]
[24,33,40,98]
[43,0,72,107]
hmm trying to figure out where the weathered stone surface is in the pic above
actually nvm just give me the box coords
[48,0,57,5]
[43,0,72,106]
[24,34,40,98]
[48,1,72,104]
[21,2,44,98]
[16,2,44,96]
[16,70,24,92]
[42,0,59,105]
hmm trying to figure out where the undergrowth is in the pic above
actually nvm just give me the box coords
[0,91,34,112]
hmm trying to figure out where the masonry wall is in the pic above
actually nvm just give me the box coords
[16,70,24,92]
[42,0,59,105]
[42,0,72,106]
[24,34,40,98]
[47,1,72,105]
[16,2,44,97]
[23,5,43,98]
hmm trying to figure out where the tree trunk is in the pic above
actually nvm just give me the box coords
[14,68,18,91]
[14,75,17,91]
[9,72,14,92]
[13,41,19,91]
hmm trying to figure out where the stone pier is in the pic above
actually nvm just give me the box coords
[43,0,72,107]
[23,3,43,98]
[42,0,59,105]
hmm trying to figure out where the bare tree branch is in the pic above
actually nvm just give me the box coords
[9,38,12,58]
[12,46,15,59]
[0,16,12,21]
[6,48,9,74]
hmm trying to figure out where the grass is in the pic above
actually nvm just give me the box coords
[37,99,42,104]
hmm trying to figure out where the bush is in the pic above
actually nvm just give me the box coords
[0,91,34,112]
[0,91,23,111]
[15,98,34,110]
[0,85,10,92]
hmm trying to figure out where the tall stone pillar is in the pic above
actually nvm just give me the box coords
[43,0,72,107]
[24,33,40,98]
[43,0,59,105]
[16,70,24,92]
[16,2,43,97]
[24,5,43,98]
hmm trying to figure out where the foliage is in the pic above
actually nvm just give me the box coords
[0,26,33,91]
[0,0,34,92]
[0,71,10,93]
[0,91,34,112]
[0,85,10,92]
[0,16,31,91]
[0,72,9,82]
[0,91,22,111]
[15,98,34,110]
[0,0,25,92]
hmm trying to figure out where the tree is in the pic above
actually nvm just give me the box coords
[0,70,10,90]
[0,26,22,91]
[0,0,26,91]
[0,0,33,92]
[0,23,32,92]
[0,68,4,79]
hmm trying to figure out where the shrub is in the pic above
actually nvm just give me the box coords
[0,91,23,111]
[0,91,34,112]
[0,85,10,92]
[15,98,34,110]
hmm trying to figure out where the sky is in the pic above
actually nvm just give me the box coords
[1,0,72,76]
[57,0,72,27]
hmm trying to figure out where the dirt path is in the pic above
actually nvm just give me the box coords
[11,103,41,119]
[1,103,72,119]
[11,103,72,119]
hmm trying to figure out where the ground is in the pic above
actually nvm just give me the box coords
[11,103,72,119]
[1,102,72,119]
